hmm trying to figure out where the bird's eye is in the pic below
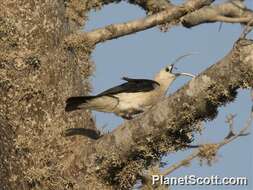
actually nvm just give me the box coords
[165,65,174,73]
[165,65,173,73]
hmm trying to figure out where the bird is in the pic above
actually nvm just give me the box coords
[65,56,195,120]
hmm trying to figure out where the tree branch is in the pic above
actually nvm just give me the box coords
[65,0,214,46]
[65,0,253,47]
[160,110,252,176]
[128,0,173,14]
[182,0,253,27]
[99,0,173,14]
[77,38,253,189]
[64,0,173,27]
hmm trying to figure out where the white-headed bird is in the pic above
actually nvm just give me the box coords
[65,58,195,119]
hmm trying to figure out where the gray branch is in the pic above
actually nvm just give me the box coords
[182,0,253,27]
[65,0,214,46]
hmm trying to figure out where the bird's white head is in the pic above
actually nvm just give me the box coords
[155,53,197,88]
[154,65,177,86]
[154,64,195,92]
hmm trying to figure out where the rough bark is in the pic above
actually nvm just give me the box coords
[77,38,253,189]
[1,0,252,190]
[65,0,214,46]
[65,0,253,48]
[64,0,172,27]
[0,0,96,189]
[182,0,253,27]
[0,116,17,190]
[100,0,173,13]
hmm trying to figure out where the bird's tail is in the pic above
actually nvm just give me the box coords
[65,96,96,112]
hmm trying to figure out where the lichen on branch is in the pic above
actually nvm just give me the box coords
[64,0,214,46]
[80,38,253,189]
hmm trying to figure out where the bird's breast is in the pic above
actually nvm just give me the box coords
[114,90,162,111]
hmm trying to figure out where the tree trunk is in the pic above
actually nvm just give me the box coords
[1,1,252,190]
[0,1,96,189]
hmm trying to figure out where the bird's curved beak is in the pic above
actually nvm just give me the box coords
[174,72,196,78]
[168,64,195,78]
[168,52,198,78]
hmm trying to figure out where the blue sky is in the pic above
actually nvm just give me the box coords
[84,1,253,189]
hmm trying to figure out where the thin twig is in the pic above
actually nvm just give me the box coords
[170,52,198,68]
[240,18,253,39]
[225,113,237,139]
[160,111,252,176]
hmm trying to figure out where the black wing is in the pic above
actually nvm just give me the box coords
[97,77,160,96]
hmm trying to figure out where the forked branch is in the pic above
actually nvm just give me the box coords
[161,110,252,176]
[65,0,214,46]
[65,0,253,47]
